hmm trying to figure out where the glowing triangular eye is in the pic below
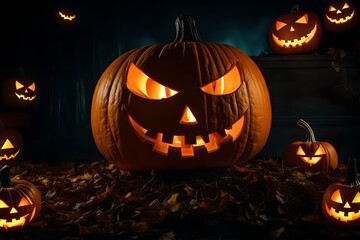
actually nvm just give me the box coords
[1,139,14,150]
[201,65,241,95]
[28,82,36,91]
[275,21,287,30]
[127,63,178,100]
[343,3,349,9]
[296,146,306,156]
[331,189,343,203]
[296,14,308,24]
[314,145,326,155]
[352,192,360,203]
[18,197,32,207]
[15,81,24,90]
[0,199,9,208]
[329,6,337,11]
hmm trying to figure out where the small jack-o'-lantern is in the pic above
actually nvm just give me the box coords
[91,15,272,170]
[14,79,37,102]
[0,129,23,165]
[282,119,338,172]
[58,10,76,21]
[0,165,41,231]
[0,69,40,111]
[324,0,357,32]
[323,158,360,226]
[269,5,322,55]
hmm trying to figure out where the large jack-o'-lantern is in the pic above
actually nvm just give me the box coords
[324,0,357,32]
[323,158,360,226]
[282,119,338,173]
[0,165,41,231]
[91,15,272,170]
[269,5,322,55]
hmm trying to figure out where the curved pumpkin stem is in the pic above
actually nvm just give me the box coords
[290,4,300,13]
[345,158,360,186]
[0,165,14,188]
[297,119,316,142]
[174,15,202,43]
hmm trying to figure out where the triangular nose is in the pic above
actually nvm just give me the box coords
[10,207,18,214]
[336,9,342,14]
[290,26,295,32]
[180,106,198,125]
[344,202,351,208]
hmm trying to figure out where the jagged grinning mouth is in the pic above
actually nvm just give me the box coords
[325,202,360,222]
[0,214,28,230]
[272,23,317,48]
[128,114,244,157]
[15,93,36,101]
[326,10,355,24]
[0,150,20,161]
[299,156,323,166]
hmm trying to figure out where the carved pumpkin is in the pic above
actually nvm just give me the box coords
[0,69,40,111]
[282,119,338,172]
[269,5,322,55]
[322,158,360,226]
[91,15,272,170]
[0,165,41,231]
[0,129,23,165]
[324,0,357,32]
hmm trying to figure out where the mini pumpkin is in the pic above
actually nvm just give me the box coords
[324,0,357,32]
[269,5,322,55]
[0,129,23,165]
[322,158,360,226]
[91,15,272,170]
[0,165,41,231]
[282,119,338,172]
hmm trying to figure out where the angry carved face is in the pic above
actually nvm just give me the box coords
[324,0,357,31]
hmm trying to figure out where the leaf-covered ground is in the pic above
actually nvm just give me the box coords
[2,158,360,240]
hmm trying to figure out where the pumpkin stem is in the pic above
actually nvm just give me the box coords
[290,4,300,13]
[0,165,14,188]
[174,15,202,43]
[345,158,360,186]
[297,119,316,142]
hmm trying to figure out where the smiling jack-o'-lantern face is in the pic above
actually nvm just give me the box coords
[269,9,322,54]
[0,165,41,231]
[324,0,357,31]
[91,15,272,170]
[0,129,23,164]
[126,62,245,158]
[15,80,36,101]
[296,144,326,166]
[324,188,360,223]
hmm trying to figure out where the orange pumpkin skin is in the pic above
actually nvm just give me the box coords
[324,0,357,32]
[269,7,322,55]
[322,158,360,226]
[282,119,338,173]
[91,16,272,170]
[0,165,41,232]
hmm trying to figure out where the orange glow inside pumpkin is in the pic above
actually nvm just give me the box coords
[15,80,36,101]
[59,11,76,21]
[0,197,37,229]
[128,114,244,157]
[325,190,360,222]
[180,106,198,125]
[326,2,355,24]
[0,139,20,161]
[271,14,318,48]
[296,145,325,166]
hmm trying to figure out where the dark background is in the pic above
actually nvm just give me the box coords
[0,0,359,163]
